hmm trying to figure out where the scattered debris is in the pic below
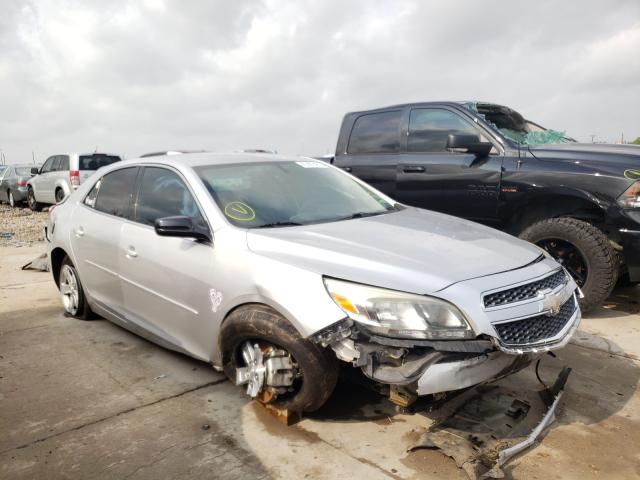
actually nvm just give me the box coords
[0,204,47,247]
[153,374,167,381]
[201,424,210,431]
[409,367,571,479]
[21,252,49,272]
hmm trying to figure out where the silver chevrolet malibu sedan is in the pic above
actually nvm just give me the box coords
[46,153,581,412]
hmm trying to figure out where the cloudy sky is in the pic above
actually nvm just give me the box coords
[1,0,639,163]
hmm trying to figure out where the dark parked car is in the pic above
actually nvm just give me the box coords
[328,101,640,311]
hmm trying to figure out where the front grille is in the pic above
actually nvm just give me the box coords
[484,270,567,308]
[494,296,576,346]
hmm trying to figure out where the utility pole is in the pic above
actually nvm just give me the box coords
[590,134,596,143]
[32,151,35,164]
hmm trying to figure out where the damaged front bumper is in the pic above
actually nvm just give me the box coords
[313,295,581,404]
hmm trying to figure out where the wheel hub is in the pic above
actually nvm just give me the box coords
[235,341,298,399]
[60,265,80,315]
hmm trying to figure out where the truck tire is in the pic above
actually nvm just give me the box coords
[519,217,617,312]
[220,304,338,413]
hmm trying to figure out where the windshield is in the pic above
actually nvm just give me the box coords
[79,154,121,171]
[464,102,572,145]
[195,160,396,228]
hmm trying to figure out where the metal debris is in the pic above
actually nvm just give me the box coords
[21,252,49,272]
[408,367,571,479]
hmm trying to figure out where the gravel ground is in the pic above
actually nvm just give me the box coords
[0,203,48,247]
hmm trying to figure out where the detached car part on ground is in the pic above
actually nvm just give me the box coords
[45,153,580,414]
[331,101,640,311]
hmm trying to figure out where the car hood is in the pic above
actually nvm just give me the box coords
[247,207,543,294]
[528,143,640,177]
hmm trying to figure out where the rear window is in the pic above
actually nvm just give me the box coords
[15,167,32,176]
[347,111,402,154]
[79,154,121,171]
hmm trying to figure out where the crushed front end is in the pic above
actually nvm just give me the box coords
[314,260,581,408]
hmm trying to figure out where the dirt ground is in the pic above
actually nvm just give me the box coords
[1,244,639,479]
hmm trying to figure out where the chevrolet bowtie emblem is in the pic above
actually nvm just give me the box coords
[539,288,563,315]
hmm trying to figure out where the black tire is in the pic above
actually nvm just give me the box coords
[27,187,43,211]
[58,256,94,320]
[55,188,65,203]
[8,190,18,208]
[519,217,617,312]
[220,304,338,412]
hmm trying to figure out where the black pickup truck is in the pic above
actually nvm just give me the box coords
[328,101,640,311]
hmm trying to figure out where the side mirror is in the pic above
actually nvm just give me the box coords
[31,167,40,175]
[154,216,211,242]
[447,134,492,157]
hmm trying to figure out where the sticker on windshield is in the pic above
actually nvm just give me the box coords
[296,161,329,168]
[624,169,640,180]
[224,202,256,222]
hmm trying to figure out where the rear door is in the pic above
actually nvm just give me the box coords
[33,156,57,203]
[119,166,214,360]
[332,109,404,198]
[70,167,139,317]
[395,107,503,223]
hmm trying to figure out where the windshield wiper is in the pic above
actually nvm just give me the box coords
[332,210,389,222]
[255,221,303,228]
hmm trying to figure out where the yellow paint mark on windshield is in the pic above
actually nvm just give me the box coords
[224,202,256,222]
[624,169,640,180]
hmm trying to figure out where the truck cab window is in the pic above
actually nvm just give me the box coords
[408,109,487,153]
[348,111,402,154]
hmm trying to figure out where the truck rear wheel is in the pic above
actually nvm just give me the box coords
[220,304,338,413]
[519,217,617,312]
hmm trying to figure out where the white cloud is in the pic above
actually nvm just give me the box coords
[0,0,639,162]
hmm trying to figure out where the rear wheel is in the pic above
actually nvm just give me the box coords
[55,188,65,203]
[519,217,617,312]
[27,187,43,211]
[220,304,338,412]
[58,256,94,320]
[8,190,16,207]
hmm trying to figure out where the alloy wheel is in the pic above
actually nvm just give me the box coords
[60,265,80,315]
[8,191,14,207]
[536,238,588,287]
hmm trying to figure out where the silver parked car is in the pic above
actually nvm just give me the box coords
[45,153,581,412]
[27,152,121,210]
[0,164,35,207]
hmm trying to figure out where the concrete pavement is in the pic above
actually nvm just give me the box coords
[1,245,639,479]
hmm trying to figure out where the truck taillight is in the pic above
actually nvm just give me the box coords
[70,170,80,189]
[17,179,27,187]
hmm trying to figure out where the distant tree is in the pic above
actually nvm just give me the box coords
[632,137,640,145]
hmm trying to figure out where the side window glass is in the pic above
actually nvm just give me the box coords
[51,157,62,171]
[84,179,101,208]
[94,168,138,218]
[135,167,203,227]
[408,109,487,153]
[59,155,70,171]
[348,111,402,154]
[41,157,55,173]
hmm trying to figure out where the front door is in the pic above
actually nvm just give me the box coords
[119,166,214,361]
[33,156,57,203]
[395,107,503,224]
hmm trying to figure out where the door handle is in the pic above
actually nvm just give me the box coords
[125,246,138,258]
[75,227,84,238]
[402,165,426,173]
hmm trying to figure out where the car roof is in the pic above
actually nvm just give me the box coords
[125,152,311,168]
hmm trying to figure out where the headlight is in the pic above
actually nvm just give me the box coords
[323,278,473,340]
[618,182,640,208]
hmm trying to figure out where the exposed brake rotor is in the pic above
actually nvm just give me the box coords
[235,341,299,401]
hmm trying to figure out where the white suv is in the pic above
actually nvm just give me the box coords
[27,153,121,210]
